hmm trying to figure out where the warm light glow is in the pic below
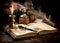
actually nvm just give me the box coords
[12,4,14,14]
[10,3,14,14]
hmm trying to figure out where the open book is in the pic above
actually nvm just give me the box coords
[4,19,57,39]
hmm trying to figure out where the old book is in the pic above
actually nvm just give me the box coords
[4,19,57,39]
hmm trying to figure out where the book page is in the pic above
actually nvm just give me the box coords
[28,22,56,33]
[10,28,34,36]
[10,28,37,38]
[27,19,56,33]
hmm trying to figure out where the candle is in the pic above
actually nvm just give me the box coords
[11,4,14,14]
[10,2,15,29]
[10,3,14,14]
